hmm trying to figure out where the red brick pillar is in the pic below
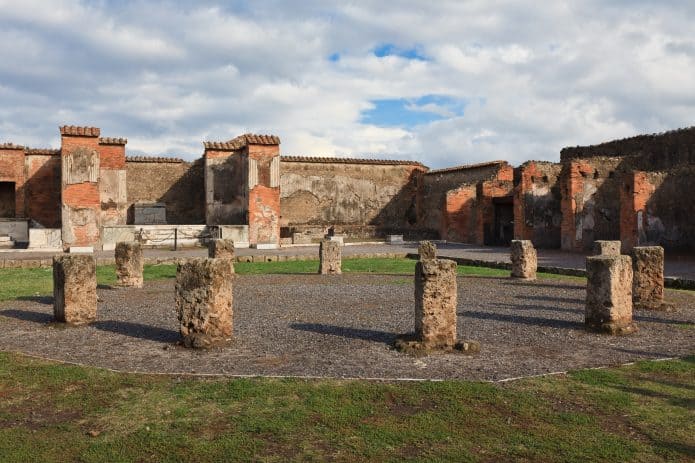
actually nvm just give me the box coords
[59,126,102,249]
[620,171,655,253]
[247,139,280,247]
[560,161,593,251]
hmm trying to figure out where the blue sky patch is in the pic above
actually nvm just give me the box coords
[328,52,340,62]
[360,95,466,128]
[373,43,427,60]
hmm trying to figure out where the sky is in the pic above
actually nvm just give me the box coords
[0,0,693,168]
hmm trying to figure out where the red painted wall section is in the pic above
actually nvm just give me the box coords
[560,160,593,251]
[248,143,280,245]
[443,185,477,242]
[620,171,655,252]
[0,146,26,217]
[24,154,61,227]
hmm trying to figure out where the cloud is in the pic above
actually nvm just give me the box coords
[0,0,692,168]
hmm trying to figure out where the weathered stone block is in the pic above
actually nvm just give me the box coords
[414,259,458,349]
[418,241,436,260]
[115,242,143,287]
[632,246,666,309]
[585,255,637,334]
[592,240,621,256]
[510,240,537,280]
[175,258,234,348]
[53,254,97,325]
[319,240,341,275]
[208,238,235,259]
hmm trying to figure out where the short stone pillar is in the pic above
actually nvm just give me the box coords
[319,240,341,275]
[53,254,97,325]
[592,240,621,256]
[418,241,436,260]
[632,246,666,310]
[414,259,458,349]
[510,240,537,280]
[115,242,143,288]
[175,258,234,348]
[585,255,637,334]
[208,238,235,259]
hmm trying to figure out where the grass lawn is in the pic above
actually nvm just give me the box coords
[0,352,692,462]
[0,258,583,301]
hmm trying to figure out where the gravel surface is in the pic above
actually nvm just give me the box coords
[0,274,693,381]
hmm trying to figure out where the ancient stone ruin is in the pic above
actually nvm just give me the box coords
[175,258,234,348]
[208,238,235,260]
[53,254,97,325]
[585,255,637,335]
[510,240,537,280]
[115,241,143,287]
[418,240,437,260]
[319,239,341,275]
[632,246,668,310]
[592,240,621,256]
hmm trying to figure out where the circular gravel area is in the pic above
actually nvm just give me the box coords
[0,274,693,381]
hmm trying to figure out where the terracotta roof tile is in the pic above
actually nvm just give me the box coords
[99,137,127,145]
[426,160,507,175]
[0,143,25,150]
[25,148,60,155]
[205,133,281,151]
[281,155,426,167]
[60,126,100,137]
[126,156,184,163]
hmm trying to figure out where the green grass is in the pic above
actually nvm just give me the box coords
[0,352,692,462]
[0,258,581,301]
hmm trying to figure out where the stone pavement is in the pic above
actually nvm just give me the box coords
[1,241,694,282]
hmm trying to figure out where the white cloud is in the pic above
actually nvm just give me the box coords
[0,0,693,168]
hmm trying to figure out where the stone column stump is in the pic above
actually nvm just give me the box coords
[632,246,669,310]
[208,238,235,260]
[592,240,622,256]
[115,242,143,288]
[585,255,637,334]
[175,258,234,348]
[319,240,341,275]
[53,254,97,325]
[510,240,537,280]
[418,241,437,260]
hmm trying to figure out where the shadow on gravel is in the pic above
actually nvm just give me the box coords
[501,280,584,290]
[16,295,53,305]
[290,323,395,344]
[0,309,53,323]
[633,313,687,325]
[93,320,179,342]
[495,302,581,314]
[460,310,583,330]
[516,294,584,304]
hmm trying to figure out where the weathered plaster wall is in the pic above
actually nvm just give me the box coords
[514,161,562,248]
[560,158,623,252]
[126,158,205,224]
[98,141,127,227]
[280,158,424,237]
[248,144,280,245]
[204,149,247,226]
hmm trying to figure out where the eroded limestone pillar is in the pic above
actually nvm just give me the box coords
[414,259,458,349]
[510,240,537,280]
[585,255,637,334]
[115,242,143,288]
[175,258,234,348]
[208,238,235,260]
[418,241,436,260]
[53,254,97,325]
[592,240,621,256]
[319,240,341,275]
[632,246,665,310]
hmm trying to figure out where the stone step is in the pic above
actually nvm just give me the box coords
[0,235,14,249]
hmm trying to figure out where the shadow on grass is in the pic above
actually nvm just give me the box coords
[290,323,396,345]
[460,310,584,330]
[93,320,179,343]
[0,308,53,323]
[16,295,53,305]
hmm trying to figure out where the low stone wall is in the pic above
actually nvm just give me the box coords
[0,219,29,243]
[28,228,62,249]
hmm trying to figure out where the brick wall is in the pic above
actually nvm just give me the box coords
[248,144,280,245]
[0,146,25,218]
[24,154,61,227]
[513,161,562,248]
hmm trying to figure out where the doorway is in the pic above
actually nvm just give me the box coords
[493,197,513,246]
[0,182,15,218]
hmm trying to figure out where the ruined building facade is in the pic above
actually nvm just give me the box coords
[0,125,693,253]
